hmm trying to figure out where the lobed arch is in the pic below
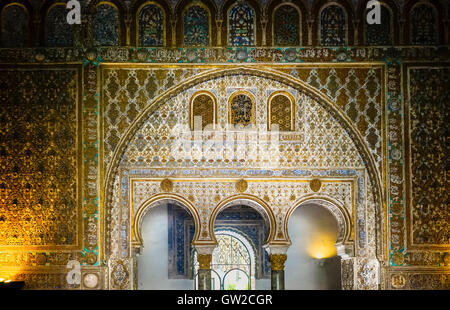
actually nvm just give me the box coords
[285,195,353,246]
[132,193,202,249]
[102,66,385,261]
[209,194,276,244]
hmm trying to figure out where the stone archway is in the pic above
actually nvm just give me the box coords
[132,193,202,250]
[210,194,276,244]
[285,196,354,258]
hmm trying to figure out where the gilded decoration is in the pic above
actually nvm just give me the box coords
[0,67,81,249]
[309,179,322,192]
[110,258,130,289]
[268,254,287,271]
[228,91,255,126]
[235,179,248,193]
[0,0,448,290]
[268,92,294,131]
[190,91,216,130]
[160,178,174,192]
[407,67,449,248]
[197,254,212,270]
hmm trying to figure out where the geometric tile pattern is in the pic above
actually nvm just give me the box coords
[0,68,80,247]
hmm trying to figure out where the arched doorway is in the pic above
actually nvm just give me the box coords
[194,230,256,290]
[206,203,272,290]
[134,198,199,290]
[285,203,341,289]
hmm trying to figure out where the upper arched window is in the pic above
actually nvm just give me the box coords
[319,4,346,46]
[229,92,255,126]
[137,2,164,47]
[93,2,119,46]
[46,4,73,47]
[365,4,392,46]
[410,3,438,45]
[1,4,29,47]
[228,2,255,46]
[268,92,294,131]
[183,4,210,46]
[273,4,300,46]
[190,91,217,131]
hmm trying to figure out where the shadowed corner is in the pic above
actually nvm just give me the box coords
[0,278,25,290]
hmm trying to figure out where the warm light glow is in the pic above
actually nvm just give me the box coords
[0,278,4,282]
[308,234,337,259]
[314,254,324,259]
[4,279,11,283]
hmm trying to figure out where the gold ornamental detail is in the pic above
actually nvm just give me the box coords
[309,179,322,192]
[269,254,287,271]
[160,179,174,192]
[235,179,248,193]
[391,252,405,266]
[391,274,406,289]
[197,254,212,270]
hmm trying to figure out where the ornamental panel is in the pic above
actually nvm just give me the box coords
[0,67,81,249]
[407,68,449,247]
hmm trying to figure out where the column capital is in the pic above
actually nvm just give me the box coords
[268,254,287,271]
[263,244,289,256]
[193,244,216,255]
[335,241,355,260]
[197,254,212,270]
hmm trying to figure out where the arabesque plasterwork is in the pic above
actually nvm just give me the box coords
[0,0,449,289]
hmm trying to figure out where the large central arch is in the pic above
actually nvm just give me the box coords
[102,66,385,289]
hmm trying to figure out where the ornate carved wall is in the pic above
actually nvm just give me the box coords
[0,0,448,290]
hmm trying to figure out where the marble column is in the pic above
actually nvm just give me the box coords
[194,245,216,290]
[265,245,289,290]
[269,254,287,290]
